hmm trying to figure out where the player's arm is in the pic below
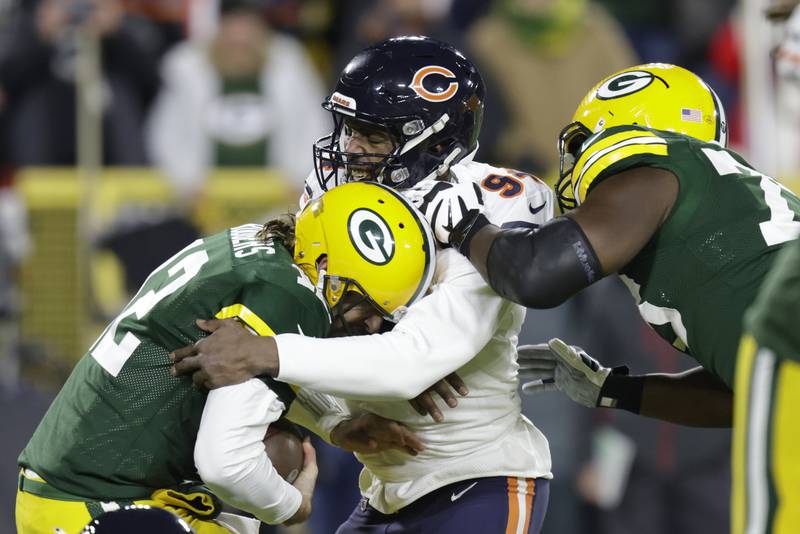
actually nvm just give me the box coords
[271,251,506,400]
[439,166,678,308]
[521,339,732,427]
[174,251,506,400]
[194,379,318,525]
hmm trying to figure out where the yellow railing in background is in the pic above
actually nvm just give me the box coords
[17,167,296,364]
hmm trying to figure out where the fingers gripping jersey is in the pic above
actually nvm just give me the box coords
[576,125,800,386]
[19,225,330,499]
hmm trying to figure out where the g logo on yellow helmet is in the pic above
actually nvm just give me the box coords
[348,208,395,265]
[596,71,665,100]
[410,65,459,102]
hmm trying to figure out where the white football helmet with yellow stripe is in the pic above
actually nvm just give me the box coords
[556,63,728,211]
[294,181,436,323]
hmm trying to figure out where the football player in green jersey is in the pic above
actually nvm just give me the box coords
[16,182,436,534]
[416,63,800,533]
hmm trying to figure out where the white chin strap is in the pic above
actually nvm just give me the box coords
[421,146,463,182]
[399,114,450,155]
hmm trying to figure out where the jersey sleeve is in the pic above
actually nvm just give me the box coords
[194,379,302,524]
[216,278,329,340]
[573,126,671,204]
[273,249,509,400]
[454,163,554,229]
[215,278,330,406]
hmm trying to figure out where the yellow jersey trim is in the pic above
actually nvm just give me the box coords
[215,304,276,337]
[573,130,668,203]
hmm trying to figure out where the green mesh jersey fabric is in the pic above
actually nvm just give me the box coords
[577,125,800,386]
[745,237,800,362]
[19,224,330,499]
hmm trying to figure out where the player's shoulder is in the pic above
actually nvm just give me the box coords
[452,160,550,195]
[299,171,326,210]
[574,125,677,203]
[452,160,553,227]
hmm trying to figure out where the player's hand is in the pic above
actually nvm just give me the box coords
[408,372,469,423]
[330,413,424,456]
[404,179,485,249]
[519,339,612,407]
[284,438,317,526]
[170,318,279,389]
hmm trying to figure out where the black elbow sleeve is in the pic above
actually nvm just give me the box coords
[486,216,601,308]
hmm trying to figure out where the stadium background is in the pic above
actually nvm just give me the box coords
[0,0,796,532]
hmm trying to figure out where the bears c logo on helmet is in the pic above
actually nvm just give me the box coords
[348,209,395,265]
[596,70,667,100]
[410,66,459,102]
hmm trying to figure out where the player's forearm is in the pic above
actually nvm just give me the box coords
[276,331,468,400]
[287,389,351,444]
[466,216,602,308]
[195,381,301,524]
[605,367,733,427]
[277,259,502,399]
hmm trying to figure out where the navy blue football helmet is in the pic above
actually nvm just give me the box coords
[81,505,195,533]
[313,36,485,191]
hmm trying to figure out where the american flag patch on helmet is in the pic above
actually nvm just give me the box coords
[681,108,703,123]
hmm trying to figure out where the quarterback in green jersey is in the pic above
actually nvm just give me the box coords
[417,63,800,534]
[16,182,436,534]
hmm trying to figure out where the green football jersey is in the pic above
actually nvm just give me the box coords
[19,224,330,500]
[745,237,800,362]
[573,125,800,386]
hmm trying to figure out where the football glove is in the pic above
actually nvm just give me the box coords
[404,179,485,250]
[519,338,611,407]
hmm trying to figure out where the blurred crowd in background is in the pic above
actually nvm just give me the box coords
[1,0,798,532]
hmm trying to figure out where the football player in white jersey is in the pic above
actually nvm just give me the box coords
[174,36,553,534]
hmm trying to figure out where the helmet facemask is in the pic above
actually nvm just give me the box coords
[555,121,592,212]
[313,110,465,191]
[324,279,395,337]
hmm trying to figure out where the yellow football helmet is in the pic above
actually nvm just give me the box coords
[294,181,436,323]
[556,63,728,210]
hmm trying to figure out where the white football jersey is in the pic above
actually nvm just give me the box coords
[280,160,555,513]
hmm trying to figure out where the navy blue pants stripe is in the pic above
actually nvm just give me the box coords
[335,476,550,534]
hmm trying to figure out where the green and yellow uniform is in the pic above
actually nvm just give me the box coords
[573,124,800,387]
[733,238,800,534]
[16,224,330,534]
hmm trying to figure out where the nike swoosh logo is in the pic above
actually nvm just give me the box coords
[451,481,478,502]
[528,202,546,214]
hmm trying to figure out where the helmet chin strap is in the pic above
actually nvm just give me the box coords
[399,114,450,155]
[421,146,463,182]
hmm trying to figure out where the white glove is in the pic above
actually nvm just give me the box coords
[519,338,612,407]
[404,179,484,248]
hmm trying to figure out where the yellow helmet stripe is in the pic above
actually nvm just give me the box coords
[575,139,668,203]
[215,304,276,336]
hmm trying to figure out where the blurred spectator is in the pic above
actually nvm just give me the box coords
[328,0,474,75]
[0,0,159,165]
[146,0,327,198]
[465,0,638,177]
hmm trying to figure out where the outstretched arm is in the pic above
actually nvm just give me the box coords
[521,340,732,427]
[435,167,678,308]
[173,251,504,400]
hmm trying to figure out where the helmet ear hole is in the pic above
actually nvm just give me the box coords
[316,254,328,271]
